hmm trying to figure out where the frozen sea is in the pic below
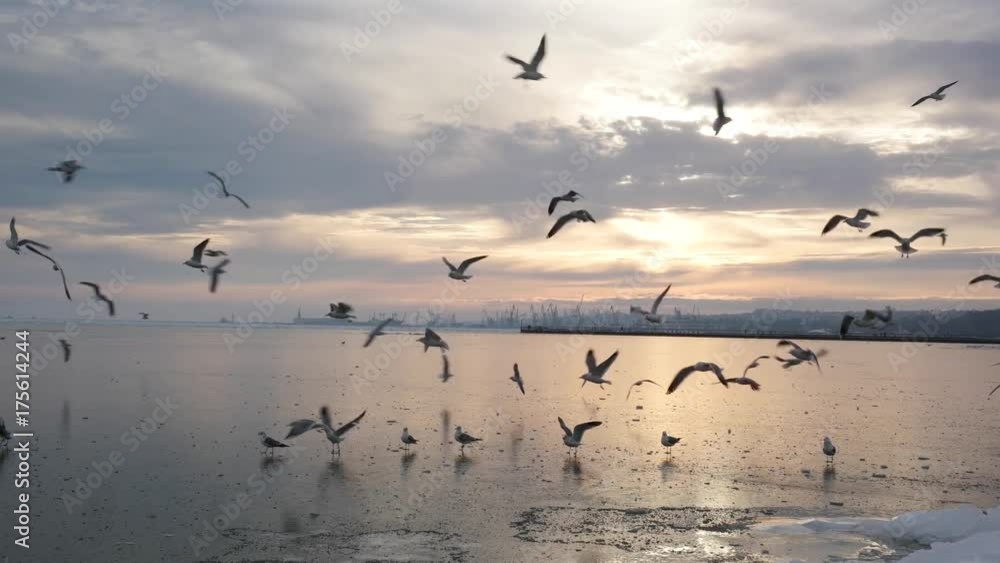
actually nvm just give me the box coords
[1,321,999,562]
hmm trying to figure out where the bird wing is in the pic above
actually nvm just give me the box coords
[23,245,72,300]
[581,210,596,223]
[441,257,457,271]
[650,285,671,314]
[969,274,1000,285]
[744,378,761,391]
[585,349,598,372]
[365,318,394,347]
[516,378,525,394]
[505,54,530,70]
[61,340,71,362]
[743,356,769,376]
[989,383,1000,398]
[629,306,648,315]
[0,417,6,436]
[547,213,576,238]
[548,196,561,215]
[856,208,880,220]
[425,328,441,341]
[210,259,230,293]
[911,95,932,107]
[840,315,854,338]
[320,406,333,428]
[714,88,726,118]
[263,436,288,448]
[935,80,958,94]
[873,307,892,323]
[558,416,572,437]
[8,217,15,240]
[229,192,251,209]
[911,228,945,242]
[627,379,660,400]
[821,215,847,235]
[79,281,99,294]
[192,238,210,261]
[337,302,354,314]
[285,418,320,439]
[457,255,488,273]
[105,297,115,317]
[207,171,226,189]
[595,350,619,376]
[667,365,698,394]
[442,353,450,375]
[18,240,51,250]
[707,363,728,386]
[868,229,904,243]
[530,34,546,68]
[777,339,804,351]
[572,421,602,442]
[335,411,366,436]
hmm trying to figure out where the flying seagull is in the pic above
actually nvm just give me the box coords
[79,282,115,316]
[630,285,671,323]
[454,426,482,454]
[724,376,761,391]
[823,436,837,464]
[138,312,150,320]
[326,302,355,320]
[558,417,602,457]
[626,379,662,400]
[440,353,455,383]
[363,318,396,347]
[712,88,732,136]
[969,275,1000,288]
[743,355,771,377]
[547,209,596,239]
[442,255,488,282]
[258,432,290,456]
[184,238,210,271]
[59,338,71,362]
[911,81,958,107]
[208,258,229,293]
[6,217,51,255]
[47,160,84,183]
[840,307,893,338]
[822,209,880,235]
[869,228,946,258]
[510,363,525,395]
[285,407,366,455]
[667,362,728,394]
[661,431,681,457]
[400,427,418,451]
[580,349,619,388]
[22,244,71,300]
[417,328,449,352]
[776,340,826,372]
[207,171,250,208]
[548,190,582,215]
[0,417,10,449]
[505,34,546,80]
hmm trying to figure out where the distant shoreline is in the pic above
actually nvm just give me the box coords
[519,325,1000,345]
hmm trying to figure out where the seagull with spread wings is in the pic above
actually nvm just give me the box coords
[911,81,958,107]
[505,34,547,80]
[558,417,602,457]
[712,88,732,135]
[326,302,356,320]
[626,379,661,400]
[547,209,596,239]
[47,160,84,183]
[183,238,210,271]
[6,217,51,255]
[630,285,672,323]
[777,340,826,372]
[510,363,525,395]
[579,349,619,389]
[822,209,880,235]
[79,282,115,317]
[667,362,728,394]
[840,306,893,338]
[417,328,449,352]
[442,255,488,282]
[548,190,582,215]
[285,407,366,455]
[869,227,946,258]
[207,171,250,208]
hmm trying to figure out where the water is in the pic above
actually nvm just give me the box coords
[1,322,998,562]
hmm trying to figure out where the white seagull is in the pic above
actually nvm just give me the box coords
[626,379,662,400]
[667,362,728,394]
[364,318,396,348]
[548,190,582,216]
[969,275,1000,288]
[285,407,366,455]
[21,244,71,301]
[417,328,449,352]
[869,227,946,258]
[184,238,210,271]
[442,255,488,282]
[400,427,418,451]
[911,81,958,107]
[823,436,837,464]
[630,285,671,323]
[207,171,251,208]
[505,34,546,80]
[47,160,84,183]
[258,432,290,456]
[79,282,115,317]
[713,88,732,136]
[579,349,619,388]
[6,217,51,255]
[822,209,880,235]
[840,306,892,338]
[660,431,681,456]
[326,302,356,320]
[208,259,229,293]
[776,340,826,372]
[510,363,525,395]
[547,209,596,239]
[558,417,602,457]
[454,426,482,454]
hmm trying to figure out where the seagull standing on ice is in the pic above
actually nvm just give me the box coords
[840,307,892,338]
[208,259,229,293]
[869,227,946,258]
[79,282,115,316]
[258,432,290,456]
[47,160,84,183]
[630,285,671,323]
[776,340,826,372]
[183,239,210,271]
[822,436,837,464]
[548,190,582,215]
[510,363,525,395]
[969,275,1000,288]
[505,34,547,80]
[911,81,958,107]
[547,209,596,239]
[285,407,366,456]
[207,171,251,208]
[626,379,662,400]
[417,328,449,352]
[712,88,732,135]
[326,302,356,320]
[442,255,488,282]
[400,427,418,451]
[822,209,880,235]
[660,431,681,457]
[579,349,619,389]
[454,426,482,455]
[364,318,396,347]
[558,417,602,457]
[667,362,728,394]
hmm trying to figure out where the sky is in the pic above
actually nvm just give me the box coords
[3,0,1000,322]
